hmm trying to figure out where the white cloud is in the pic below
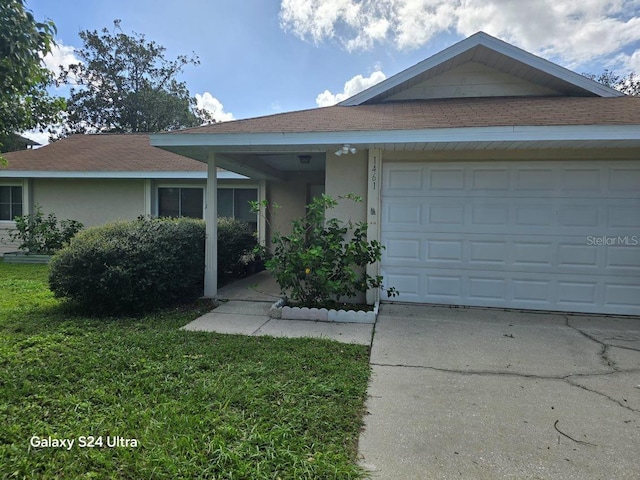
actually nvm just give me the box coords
[195,92,235,122]
[42,42,81,76]
[612,49,640,73]
[280,0,640,68]
[20,130,50,147]
[316,69,387,106]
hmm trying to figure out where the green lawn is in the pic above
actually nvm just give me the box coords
[0,261,371,479]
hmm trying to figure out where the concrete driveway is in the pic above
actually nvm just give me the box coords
[359,305,640,480]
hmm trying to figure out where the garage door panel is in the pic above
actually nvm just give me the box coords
[428,168,465,189]
[381,266,639,314]
[609,168,640,191]
[606,246,640,271]
[381,160,640,315]
[469,240,507,264]
[604,283,640,309]
[557,281,598,306]
[385,167,424,191]
[382,231,636,277]
[384,163,640,198]
[384,197,634,235]
[471,168,510,190]
[609,206,640,227]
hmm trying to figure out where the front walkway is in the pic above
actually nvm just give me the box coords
[182,271,373,345]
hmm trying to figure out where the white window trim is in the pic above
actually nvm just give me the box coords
[0,181,26,223]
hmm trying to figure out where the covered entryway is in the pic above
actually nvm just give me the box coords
[381,160,640,315]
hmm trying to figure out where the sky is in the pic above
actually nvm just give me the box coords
[23,0,640,144]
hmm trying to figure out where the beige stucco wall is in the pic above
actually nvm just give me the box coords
[1,179,147,255]
[32,178,146,227]
[265,170,325,246]
[324,150,368,227]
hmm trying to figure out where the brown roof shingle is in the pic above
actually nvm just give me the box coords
[174,96,640,135]
[2,133,206,172]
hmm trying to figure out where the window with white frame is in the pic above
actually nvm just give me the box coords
[156,186,258,230]
[158,187,204,219]
[0,185,23,221]
[217,188,258,231]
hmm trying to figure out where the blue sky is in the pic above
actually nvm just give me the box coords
[25,0,640,143]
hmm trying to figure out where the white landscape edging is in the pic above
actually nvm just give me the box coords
[269,299,378,324]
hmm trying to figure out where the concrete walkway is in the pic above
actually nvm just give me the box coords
[183,300,373,345]
[359,304,640,480]
[182,272,373,345]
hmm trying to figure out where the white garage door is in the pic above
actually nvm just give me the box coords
[381,161,640,315]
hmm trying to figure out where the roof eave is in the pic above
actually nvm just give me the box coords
[151,125,640,153]
[0,171,249,179]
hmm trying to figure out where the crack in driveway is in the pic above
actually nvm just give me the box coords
[370,361,640,414]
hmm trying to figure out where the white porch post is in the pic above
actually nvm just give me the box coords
[258,179,267,247]
[143,179,152,216]
[204,152,218,298]
[366,148,382,305]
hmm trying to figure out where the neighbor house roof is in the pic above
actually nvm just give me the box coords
[2,134,206,172]
[0,134,250,179]
[169,97,640,135]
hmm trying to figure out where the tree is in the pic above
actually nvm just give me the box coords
[58,20,212,136]
[0,0,65,159]
[585,70,640,96]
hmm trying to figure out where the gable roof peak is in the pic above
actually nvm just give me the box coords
[340,31,623,106]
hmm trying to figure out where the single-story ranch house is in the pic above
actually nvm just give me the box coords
[0,133,264,253]
[151,32,640,316]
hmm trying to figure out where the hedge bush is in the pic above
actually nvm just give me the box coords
[49,217,205,315]
[217,217,258,282]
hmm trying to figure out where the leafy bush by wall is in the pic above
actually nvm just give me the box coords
[253,194,398,308]
[49,217,205,314]
[217,217,258,282]
[9,205,83,254]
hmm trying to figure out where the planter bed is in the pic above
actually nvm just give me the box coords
[3,252,52,264]
[269,298,378,324]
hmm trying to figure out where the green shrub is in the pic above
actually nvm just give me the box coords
[9,204,83,254]
[49,217,205,314]
[217,217,258,282]
[253,194,398,307]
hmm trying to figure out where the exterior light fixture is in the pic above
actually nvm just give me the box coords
[334,144,357,156]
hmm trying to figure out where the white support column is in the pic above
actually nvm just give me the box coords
[258,179,267,247]
[22,179,32,215]
[366,148,382,305]
[143,179,152,216]
[204,153,218,298]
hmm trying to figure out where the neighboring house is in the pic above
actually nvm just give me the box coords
[152,32,640,316]
[0,133,261,254]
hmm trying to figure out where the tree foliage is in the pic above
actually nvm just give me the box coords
[585,70,640,96]
[58,20,212,136]
[0,0,65,157]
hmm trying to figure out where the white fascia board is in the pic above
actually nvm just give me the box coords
[339,32,622,105]
[0,170,248,179]
[151,125,640,150]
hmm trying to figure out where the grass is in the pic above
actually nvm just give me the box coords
[0,260,371,479]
